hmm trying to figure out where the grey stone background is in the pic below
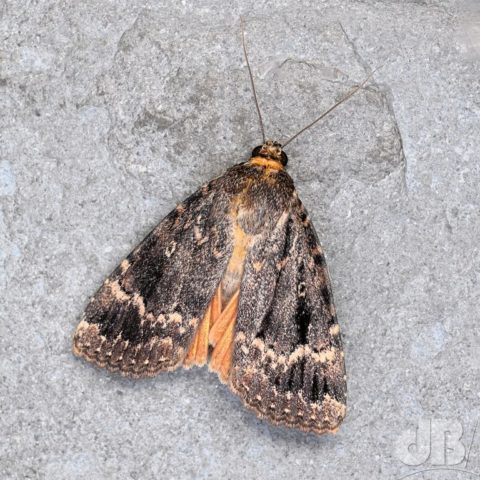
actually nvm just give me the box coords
[1,0,479,479]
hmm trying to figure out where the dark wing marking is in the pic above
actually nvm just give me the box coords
[73,178,234,377]
[230,195,346,434]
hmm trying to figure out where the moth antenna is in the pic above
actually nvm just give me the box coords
[240,16,266,143]
[282,65,383,148]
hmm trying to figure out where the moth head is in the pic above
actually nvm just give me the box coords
[251,140,288,166]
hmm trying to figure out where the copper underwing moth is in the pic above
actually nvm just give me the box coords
[73,19,378,435]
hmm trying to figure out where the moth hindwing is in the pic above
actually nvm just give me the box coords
[73,143,347,435]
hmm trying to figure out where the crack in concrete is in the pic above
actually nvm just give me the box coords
[101,14,144,186]
[339,21,409,194]
[339,22,372,74]
[113,14,142,64]
[379,83,409,194]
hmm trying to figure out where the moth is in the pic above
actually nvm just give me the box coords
[73,20,376,435]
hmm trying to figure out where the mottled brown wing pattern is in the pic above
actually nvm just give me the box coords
[230,195,346,434]
[73,156,346,434]
[73,177,234,377]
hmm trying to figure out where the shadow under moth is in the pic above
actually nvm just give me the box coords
[73,20,377,435]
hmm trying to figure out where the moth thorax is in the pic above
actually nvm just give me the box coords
[251,140,288,166]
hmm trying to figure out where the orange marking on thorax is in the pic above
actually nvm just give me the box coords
[248,156,283,171]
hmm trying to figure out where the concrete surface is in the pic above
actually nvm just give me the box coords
[1,1,479,479]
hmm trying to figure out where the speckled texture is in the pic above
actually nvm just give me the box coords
[1,1,479,479]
